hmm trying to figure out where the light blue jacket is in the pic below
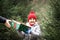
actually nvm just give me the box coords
[26,22,42,36]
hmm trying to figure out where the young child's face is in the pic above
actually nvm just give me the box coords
[29,18,36,26]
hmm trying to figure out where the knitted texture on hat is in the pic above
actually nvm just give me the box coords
[28,11,37,21]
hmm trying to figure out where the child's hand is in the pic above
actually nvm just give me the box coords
[5,19,11,28]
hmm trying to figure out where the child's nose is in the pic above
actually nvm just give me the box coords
[31,19,34,21]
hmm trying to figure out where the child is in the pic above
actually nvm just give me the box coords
[0,11,41,40]
[24,10,42,40]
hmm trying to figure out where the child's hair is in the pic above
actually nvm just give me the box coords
[28,10,37,21]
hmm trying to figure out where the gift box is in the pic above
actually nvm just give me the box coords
[9,20,30,33]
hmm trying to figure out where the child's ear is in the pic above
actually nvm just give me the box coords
[35,19,37,22]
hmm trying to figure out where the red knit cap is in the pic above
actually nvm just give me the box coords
[28,10,37,21]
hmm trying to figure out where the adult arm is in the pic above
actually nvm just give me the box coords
[0,16,6,23]
[0,16,11,28]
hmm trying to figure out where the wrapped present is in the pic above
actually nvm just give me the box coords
[9,20,30,33]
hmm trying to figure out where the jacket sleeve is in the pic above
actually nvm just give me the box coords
[31,25,42,36]
[0,16,6,23]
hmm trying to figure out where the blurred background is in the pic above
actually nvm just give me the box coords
[0,0,60,40]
